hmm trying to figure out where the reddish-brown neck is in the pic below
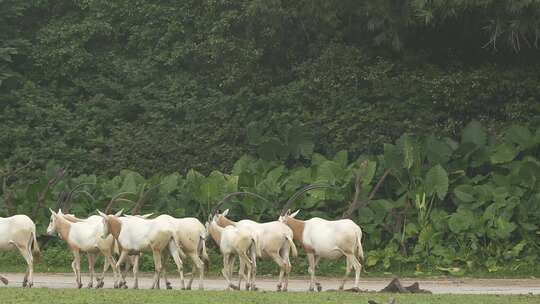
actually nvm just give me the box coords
[285,217,305,243]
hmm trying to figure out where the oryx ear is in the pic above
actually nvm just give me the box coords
[290,210,300,218]
[49,208,56,215]
[114,209,124,217]
[141,213,153,219]
[57,209,63,214]
[222,209,230,217]
[96,209,107,218]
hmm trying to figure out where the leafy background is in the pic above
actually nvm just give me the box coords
[1,1,540,276]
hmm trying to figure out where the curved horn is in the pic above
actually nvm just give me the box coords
[280,183,333,216]
[62,182,95,212]
[209,192,270,218]
[104,192,136,214]
[54,189,69,211]
[131,183,162,215]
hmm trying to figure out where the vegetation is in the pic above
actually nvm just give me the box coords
[1,1,540,175]
[2,0,540,277]
[2,121,540,276]
[1,288,539,304]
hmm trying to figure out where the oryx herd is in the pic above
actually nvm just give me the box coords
[0,186,365,292]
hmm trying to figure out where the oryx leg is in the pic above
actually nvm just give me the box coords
[71,249,83,289]
[282,245,292,292]
[351,254,362,289]
[269,252,286,292]
[221,254,235,290]
[237,257,245,289]
[13,241,33,288]
[161,268,173,290]
[339,255,353,290]
[150,249,163,289]
[168,240,184,290]
[238,252,252,291]
[86,253,96,288]
[131,254,140,289]
[116,250,129,288]
[188,253,205,290]
[96,254,108,288]
[307,253,321,291]
[249,246,257,291]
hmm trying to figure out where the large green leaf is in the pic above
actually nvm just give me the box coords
[160,173,180,194]
[424,165,448,200]
[490,143,518,164]
[359,161,377,188]
[448,208,475,233]
[506,125,535,150]
[425,135,452,164]
[454,185,475,203]
[461,120,487,146]
[333,150,349,168]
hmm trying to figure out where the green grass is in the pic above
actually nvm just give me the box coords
[0,289,539,304]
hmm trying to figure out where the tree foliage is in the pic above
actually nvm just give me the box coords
[2,122,540,274]
[1,1,540,175]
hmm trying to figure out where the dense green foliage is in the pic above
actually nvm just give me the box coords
[2,1,540,276]
[2,122,540,275]
[1,1,540,174]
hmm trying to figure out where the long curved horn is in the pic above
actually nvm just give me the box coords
[280,183,333,216]
[131,183,162,215]
[54,189,69,211]
[209,192,270,218]
[104,192,136,214]
[62,182,96,212]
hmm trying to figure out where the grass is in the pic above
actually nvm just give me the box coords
[0,288,539,304]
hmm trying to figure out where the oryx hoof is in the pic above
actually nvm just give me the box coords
[251,285,259,291]
[229,284,240,290]
[166,284,173,290]
[276,284,282,292]
[97,280,105,289]
[0,277,9,286]
[122,284,128,289]
[316,283,322,292]
[186,285,192,291]
[87,282,93,288]
[77,283,83,289]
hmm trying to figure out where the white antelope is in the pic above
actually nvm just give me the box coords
[97,211,184,289]
[0,215,40,287]
[216,209,297,291]
[157,215,208,290]
[206,214,258,290]
[47,209,120,288]
[279,209,364,291]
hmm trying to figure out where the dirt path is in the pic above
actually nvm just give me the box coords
[0,273,539,294]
